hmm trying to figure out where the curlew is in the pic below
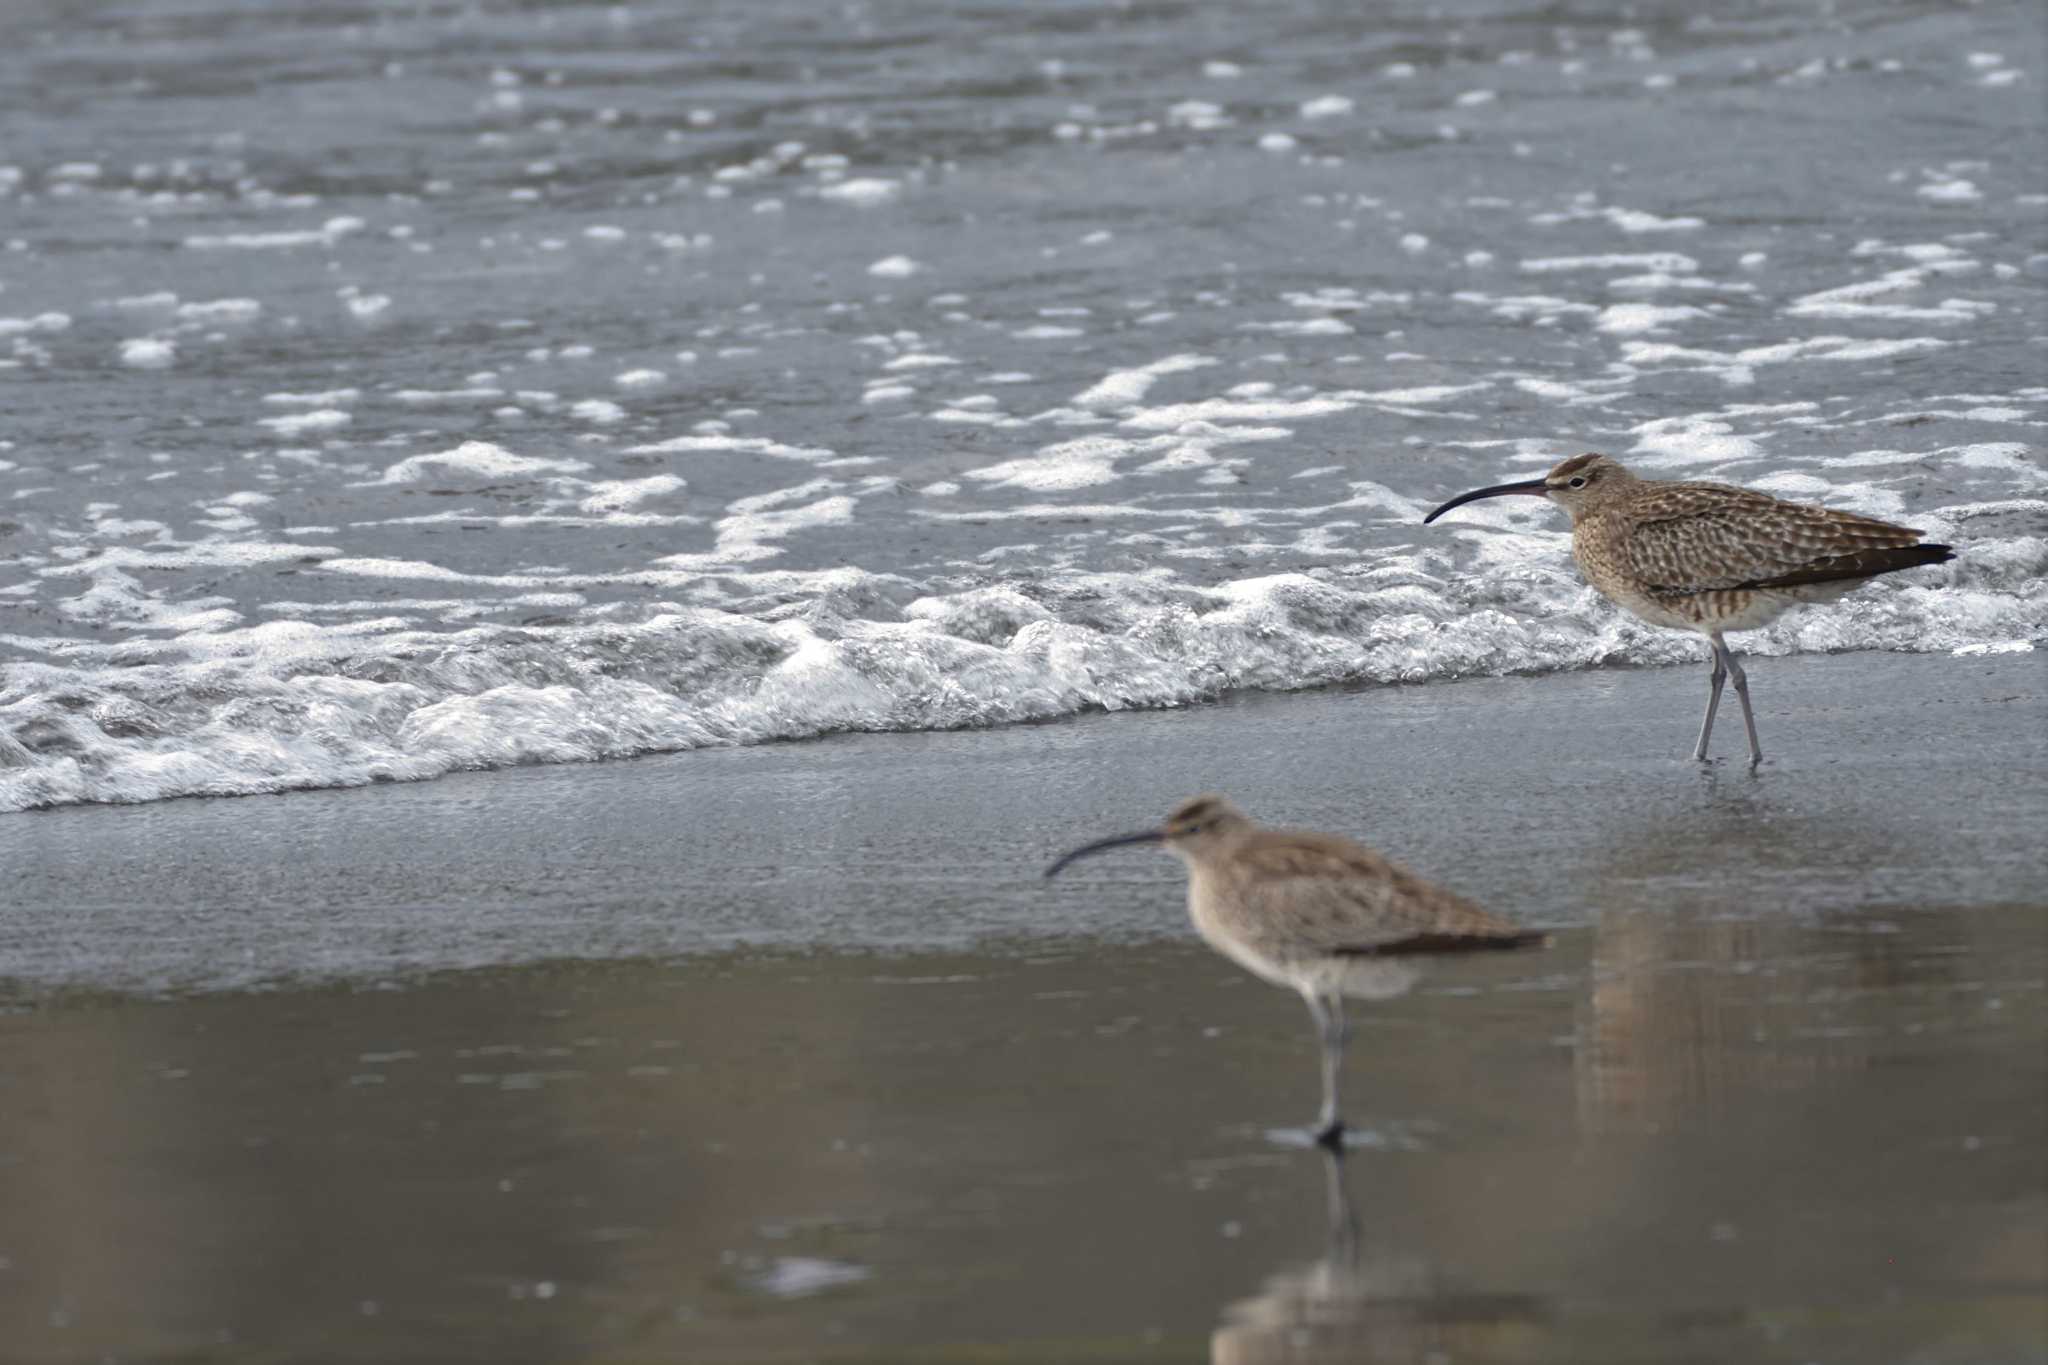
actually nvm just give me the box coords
[1423,453,1955,767]
[1044,795,1544,1149]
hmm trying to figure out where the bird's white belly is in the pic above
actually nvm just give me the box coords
[1187,891,1301,990]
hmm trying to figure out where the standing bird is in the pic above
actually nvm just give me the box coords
[1044,795,1544,1149]
[1423,453,1954,767]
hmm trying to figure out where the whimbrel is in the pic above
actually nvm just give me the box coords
[1423,453,1955,766]
[1044,795,1544,1149]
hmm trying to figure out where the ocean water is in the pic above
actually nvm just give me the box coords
[1,0,2042,813]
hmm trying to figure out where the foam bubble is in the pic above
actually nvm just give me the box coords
[868,255,922,278]
[820,178,900,206]
[119,338,176,368]
[258,409,351,437]
[369,441,589,485]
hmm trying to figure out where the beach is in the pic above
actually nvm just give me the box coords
[2,0,2043,1355]
[3,648,2043,1361]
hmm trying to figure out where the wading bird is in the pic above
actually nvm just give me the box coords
[1423,453,1954,766]
[1044,795,1544,1149]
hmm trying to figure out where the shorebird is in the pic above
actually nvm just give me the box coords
[1423,453,1954,767]
[1044,795,1544,1149]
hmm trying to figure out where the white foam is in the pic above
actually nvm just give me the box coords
[1168,100,1231,130]
[571,399,626,424]
[258,409,351,437]
[967,436,1142,491]
[1242,317,1354,336]
[1785,266,1994,323]
[659,484,858,568]
[1602,207,1703,233]
[1072,354,1215,410]
[1917,179,1981,203]
[626,434,835,462]
[580,475,687,513]
[1364,382,1491,405]
[1452,291,1597,322]
[1627,414,1764,466]
[819,178,900,206]
[118,338,175,368]
[176,298,262,321]
[0,312,71,335]
[1300,95,1354,119]
[1121,396,1358,431]
[369,440,590,485]
[184,216,364,249]
[1596,303,1709,335]
[1520,252,1699,274]
[263,389,360,406]
[1619,334,1950,385]
[393,388,504,404]
[5,526,2040,816]
[868,255,922,278]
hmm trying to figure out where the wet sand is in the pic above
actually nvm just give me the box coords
[2,649,2045,1361]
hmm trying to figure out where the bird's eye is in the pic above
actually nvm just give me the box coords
[1568,476,1588,488]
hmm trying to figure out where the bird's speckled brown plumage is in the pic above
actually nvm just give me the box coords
[1045,795,1544,1146]
[1160,795,1535,979]
[1560,459,1945,634]
[1425,453,1955,763]
[1187,824,1525,969]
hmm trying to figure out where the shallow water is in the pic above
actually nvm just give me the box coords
[3,912,2042,1363]
[3,0,2044,812]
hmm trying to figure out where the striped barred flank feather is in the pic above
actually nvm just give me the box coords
[1742,542,1955,590]
[1617,483,1947,594]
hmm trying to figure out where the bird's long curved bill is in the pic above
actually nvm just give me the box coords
[1043,830,1163,879]
[1422,477,1550,524]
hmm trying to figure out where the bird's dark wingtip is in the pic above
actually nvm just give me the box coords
[1339,928,1550,958]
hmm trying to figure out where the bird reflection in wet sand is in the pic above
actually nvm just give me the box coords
[1045,796,1545,1148]
[1213,1150,1545,1365]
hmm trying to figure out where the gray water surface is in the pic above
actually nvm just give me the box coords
[3,0,2042,811]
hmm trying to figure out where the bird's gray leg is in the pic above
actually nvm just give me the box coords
[1304,991,1348,1149]
[1716,635,1764,768]
[1693,637,1727,762]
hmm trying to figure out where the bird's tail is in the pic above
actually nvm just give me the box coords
[1746,542,1955,590]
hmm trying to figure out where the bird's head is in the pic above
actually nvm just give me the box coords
[1042,794,1251,878]
[1422,452,1634,525]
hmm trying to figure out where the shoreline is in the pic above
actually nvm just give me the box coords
[4,645,2041,997]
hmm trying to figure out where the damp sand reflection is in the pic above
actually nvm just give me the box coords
[2,914,2039,1362]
